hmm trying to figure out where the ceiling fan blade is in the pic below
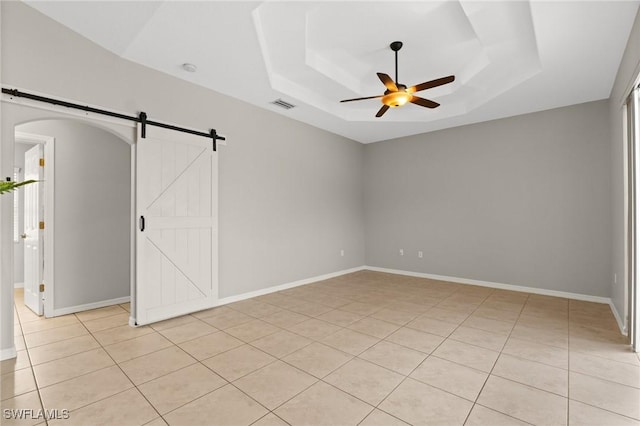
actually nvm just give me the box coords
[408,75,455,94]
[375,105,390,118]
[377,73,398,92]
[340,95,383,103]
[410,96,440,109]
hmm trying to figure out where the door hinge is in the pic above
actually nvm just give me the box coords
[39,284,45,292]
[39,221,45,230]
[39,158,45,167]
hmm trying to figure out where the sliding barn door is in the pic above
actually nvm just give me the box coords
[135,124,218,325]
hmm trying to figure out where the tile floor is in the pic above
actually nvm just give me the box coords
[2,271,640,425]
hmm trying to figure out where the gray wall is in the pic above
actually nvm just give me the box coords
[0,1,365,303]
[364,100,612,297]
[16,120,131,310]
[610,9,640,322]
[12,142,37,285]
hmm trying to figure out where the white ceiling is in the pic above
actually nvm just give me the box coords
[24,0,640,143]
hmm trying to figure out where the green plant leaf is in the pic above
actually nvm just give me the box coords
[0,180,39,195]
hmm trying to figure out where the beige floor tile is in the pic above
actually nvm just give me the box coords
[385,327,445,354]
[1,368,36,401]
[26,335,100,366]
[420,307,470,325]
[119,346,196,385]
[283,342,352,378]
[406,316,458,337]
[570,337,640,366]
[251,413,289,426]
[288,301,334,317]
[164,384,268,426]
[570,352,640,388]
[492,354,568,396]
[178,331,244,361]
[14,336,26,351]
[260,310,309,328]
[200,308,254,329]
[432,339,499,372]
[569,400,640,426]
[191,305,229,319]
[370,308,419,325]
[104,332,173,363]
[518,314,568,331]
[21,315,79,335]
[143,418,168,426]
[379,378,473,426]
[474,307,521,322]
[569,371,640,419]
[259,294,305,310]
[0,390,43,426]
[33,348,114,388]
[285,318,342,340]
[251,330,312,358]
[322,329,379,356]
[225,319,281,343]
[478,375,567,425]
[92,325,155,346]
[82,312,131,333]
[228,300,282,318]
[465,404,530,426]
[340,302,382,316]
[274,381,373,426]
[359,341,427,375]
[502,337,568,369]
[138,363,226,414]
[23,324,89,348]
[411,356,488,401]
[203,344,276,381]
[39,365,133,411]
[449,326,508,351]
[149,315,198,332]
[462,315,514,335]
[316,309,363,327]
[510,323,568,349]
[75,305,128,322]
[324,358,404,405]
[234,360,316,410]
[347,317,400,339]
[157,320,217,344]
[1,350,30,374]
[359,409,410,426]
[49,388,157,426]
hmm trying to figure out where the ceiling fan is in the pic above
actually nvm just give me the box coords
[340,41,455,118]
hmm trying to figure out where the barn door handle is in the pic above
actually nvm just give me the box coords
[139,216,145,232]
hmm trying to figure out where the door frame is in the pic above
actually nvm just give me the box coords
[14,131,55,317]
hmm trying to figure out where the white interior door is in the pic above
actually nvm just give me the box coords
[134,124,218,325]
[23,144,44,315]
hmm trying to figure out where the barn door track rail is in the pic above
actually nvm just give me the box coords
[2,88,226,151]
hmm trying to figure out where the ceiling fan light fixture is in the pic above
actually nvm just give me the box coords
[382,91,411,107]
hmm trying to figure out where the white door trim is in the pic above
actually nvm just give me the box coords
[15,131,55,318]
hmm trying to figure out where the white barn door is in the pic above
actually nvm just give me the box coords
[135,124,218,325]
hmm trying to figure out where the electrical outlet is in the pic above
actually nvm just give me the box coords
[340,249,344,257]
[418,251,423,258]
[399,249,404,256]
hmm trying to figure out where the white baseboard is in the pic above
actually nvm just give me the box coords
[52,296,131,317]
[609,301,628,336]
[365,266,613,304]
[0,346,17,361]
[14,282,24,289]
[217,266,367,306]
